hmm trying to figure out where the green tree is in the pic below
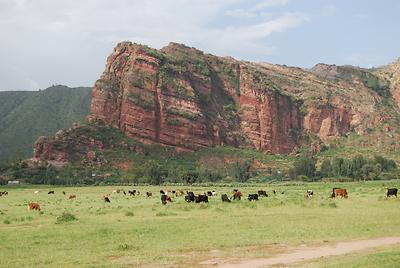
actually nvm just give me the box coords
[293,156,316,178]
[331,157,344,177]
[144,161,166,185]
[233,160,252,182]
[320,159,332,178]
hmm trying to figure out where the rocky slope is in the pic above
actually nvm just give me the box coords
[375,58,400,107]
[31,42,400,166]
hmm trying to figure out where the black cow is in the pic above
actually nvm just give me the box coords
[258,190,268,197]
[128,190,136,196]
[207,191,212,196]
[123,190,126,195]
[185,192,195,203]
[160,190,165,195]
[161,194,167,205]
[194,194,208,203]
[104,196,111,203]
[387,188,398,198]
[221,194,231,202]
[146,192,153,197]
[248,194,259,201]
[48,191,55,194]
[62,191,66,195]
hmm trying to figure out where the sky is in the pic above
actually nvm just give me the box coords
[0,0,399,91]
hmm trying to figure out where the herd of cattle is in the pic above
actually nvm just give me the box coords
[0,187,398,211]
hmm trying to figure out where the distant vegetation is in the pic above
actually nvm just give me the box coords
[292,154,397,181]
[0,85,92,162]
[0,123,398,185]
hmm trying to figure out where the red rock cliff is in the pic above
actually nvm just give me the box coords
[88,42,303,153]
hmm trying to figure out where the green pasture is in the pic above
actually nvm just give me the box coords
[0,181,400,267]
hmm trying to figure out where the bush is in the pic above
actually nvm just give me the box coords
[233,160,252,182]
[56,212,77,224]
[293,156,316,178]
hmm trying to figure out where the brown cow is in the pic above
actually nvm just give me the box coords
[69,194,76,199]
[161,194,173,205]
[333,188,348,198]
[28,202,41,211]
[233,190,243,200]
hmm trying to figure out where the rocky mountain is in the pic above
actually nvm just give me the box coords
[30,42,400,167]
[375,58,400,107]
[0,86,91,162]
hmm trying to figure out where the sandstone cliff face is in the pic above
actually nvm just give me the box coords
[88,42,303,154]
[33,42,400,164]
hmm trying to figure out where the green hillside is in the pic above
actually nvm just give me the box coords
[0,85,92,162]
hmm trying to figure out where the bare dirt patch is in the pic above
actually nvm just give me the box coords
[200,236,400,267]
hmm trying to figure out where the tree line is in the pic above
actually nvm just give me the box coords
[292,154,397,181]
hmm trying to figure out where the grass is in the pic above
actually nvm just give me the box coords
[0,181,400,267]
[297,244,400,268]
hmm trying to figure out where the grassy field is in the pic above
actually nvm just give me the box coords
[0,181,400,267]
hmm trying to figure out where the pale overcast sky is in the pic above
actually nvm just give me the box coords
[0,0,399,91]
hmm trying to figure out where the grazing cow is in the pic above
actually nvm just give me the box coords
[258,190,268,197]
[48,191,55,194]
[104,196,111,203]
[161,194,173,205]
[185,192,195,203]
[387,188,398,198]
[62,191,66,195]
[332,188,348,198]
[273,190,276,194]
[128,190,136,196]
[305,190,313,199]
[221,194,231,202]
[69,194,76,199]
[212,191,217,196]
[146,192,153,197]
[233,190,243,200]
[248,194,259,201]
[123,190,126,195]
[34,190,39,194]
[160,190,165,195]
[207,191,212,197]
[0,191,8,197]
[28,202,41,211]
[281,191,285,195]
[194,194,208,203]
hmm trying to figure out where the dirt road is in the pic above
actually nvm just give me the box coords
[200,236,400,267]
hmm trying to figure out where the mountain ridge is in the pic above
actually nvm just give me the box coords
[29,41,400,168]
[0,85,92,162]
